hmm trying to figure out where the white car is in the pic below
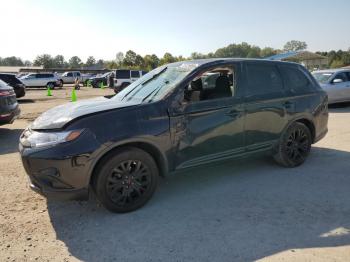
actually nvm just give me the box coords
[113,69,148,93]
[20,73,61,89]
[59,71,90,86]
[312,69,350,104]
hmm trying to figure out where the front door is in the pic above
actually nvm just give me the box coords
[170,63,245,169]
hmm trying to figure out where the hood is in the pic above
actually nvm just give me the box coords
[31,97,138,130]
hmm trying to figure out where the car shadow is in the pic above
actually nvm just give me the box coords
[47,147,350,261]
[328,102,350,113]
[0,128,23,155]
[17,99,35,104]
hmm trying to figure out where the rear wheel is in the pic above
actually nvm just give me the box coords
[93,147,159,213]
[273,122,312,167]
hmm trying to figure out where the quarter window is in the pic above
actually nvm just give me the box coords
[131,71,140,78]
[246,63,283,96]
[279,65,311,93]
[116,70,130,79]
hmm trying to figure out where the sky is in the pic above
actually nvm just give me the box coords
[0,0,349,62]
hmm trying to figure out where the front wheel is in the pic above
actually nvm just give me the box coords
[273,122,312,167]
[93,147,159,213]
[47,82,55,90]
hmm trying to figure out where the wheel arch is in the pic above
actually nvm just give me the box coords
[89,140,169,187]
[285,117,316,143]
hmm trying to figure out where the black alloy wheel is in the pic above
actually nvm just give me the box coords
[93,147,158,213]
[274,122,312,167]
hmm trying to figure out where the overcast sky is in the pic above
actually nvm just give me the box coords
[1,0,349,62]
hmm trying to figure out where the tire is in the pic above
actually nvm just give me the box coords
[93,147,159,213]
[273,122,312,167]
[58,80,64,88]
[120,82,130,90]
[47,82,55,89]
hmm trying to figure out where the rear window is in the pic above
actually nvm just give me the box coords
[279,65,312,93]
[115,70,130,79]
[246,63,283,96]
[0,79,9,89]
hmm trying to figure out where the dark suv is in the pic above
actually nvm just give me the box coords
[0,73,26,98]
[19,59,328,213]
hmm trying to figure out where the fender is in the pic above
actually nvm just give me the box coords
[86,137,170,185]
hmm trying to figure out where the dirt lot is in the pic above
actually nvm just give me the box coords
[1,87,350,261]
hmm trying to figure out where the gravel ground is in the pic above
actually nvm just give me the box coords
[1,87,350,262]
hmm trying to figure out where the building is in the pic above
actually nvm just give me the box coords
[0,66,44,74]
[266,51,328,70]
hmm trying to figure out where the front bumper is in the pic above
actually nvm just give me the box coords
[19,129,102,201]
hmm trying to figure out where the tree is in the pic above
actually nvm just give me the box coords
[85,56,96,67]
[53,55,66,68]
[143,54,160,70]
[283,40,308,52]
[0,56,24,66]
[135,55,144,68]
[68,56,82,68]
[115,52,124,66]
[123,50,137,67]
[260,47,278,58]
[160,52,176,65]
[33,54,54,68]
[247,46,261,58]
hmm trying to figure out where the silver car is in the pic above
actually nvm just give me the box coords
[312,69,350,104]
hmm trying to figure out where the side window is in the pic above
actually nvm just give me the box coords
[142,71,148,76]
[131,71,140,78]
[246,63,283,96]
[185,65,236,102]
[76,72,81,76]
[67,72,73,77]
[279,65,312,93]
[115,70,130,79]
[346,72,350,81]
[36,74,43,78]
[333,72,348,83]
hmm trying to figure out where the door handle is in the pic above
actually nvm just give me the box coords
[283,101,294,109]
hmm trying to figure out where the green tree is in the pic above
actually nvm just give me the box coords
[53,55,66,68]
[260,47,278,58]
[115,52,124,67]
[160,52,176,65]
[33,54,54,68]
[85,56,96,67]
[123,50,137,67]
[247,46,261,58]
[283,40,307,51]
[143,54,160,70]
[68,56,82,68]
[330,59,344,68]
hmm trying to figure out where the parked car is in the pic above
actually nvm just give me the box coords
[113,69,148,93]
[87,72,111,88]
[20,73,61,89]
[0,79,20,126]
[19,59,328,213]
[58,71,91,86]
[0,73,26,98]
[312,69,350,104]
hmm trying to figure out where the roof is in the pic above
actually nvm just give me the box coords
[0,66,43,73]
[266,51,327,61]
[170,58,298,67]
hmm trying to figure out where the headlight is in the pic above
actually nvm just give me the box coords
[20,129,83,148]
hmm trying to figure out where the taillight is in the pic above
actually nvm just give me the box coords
[0,90,11,96]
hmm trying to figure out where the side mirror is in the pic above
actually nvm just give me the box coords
[333,78,343,84]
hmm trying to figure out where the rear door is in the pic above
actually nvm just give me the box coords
[330,72,350,101]
[243,61,288,152]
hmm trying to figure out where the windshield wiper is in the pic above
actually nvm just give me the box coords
[141,80,169,103]
[121,67,168,101]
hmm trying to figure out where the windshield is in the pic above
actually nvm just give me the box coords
[113,63,198,103]
[312,72,334,84]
